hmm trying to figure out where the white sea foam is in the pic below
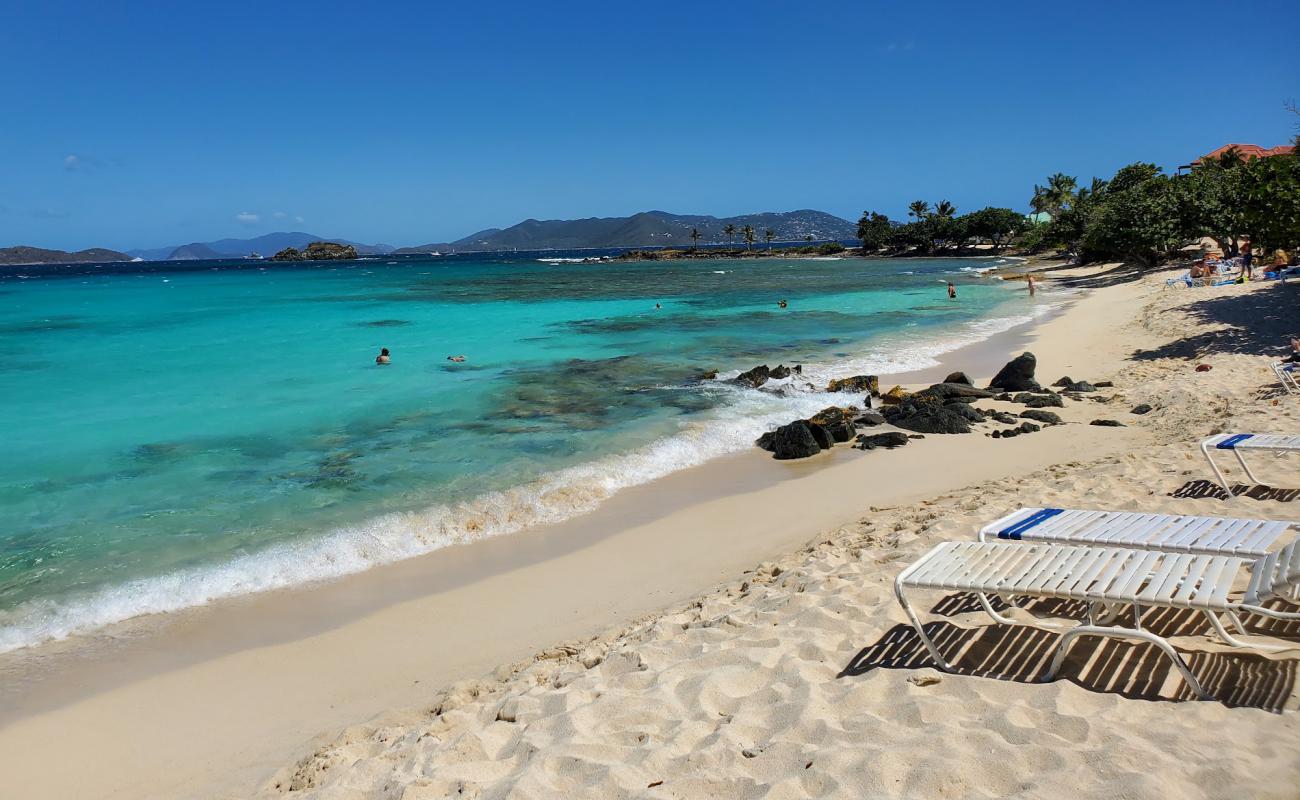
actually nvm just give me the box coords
[0,293,1069,654]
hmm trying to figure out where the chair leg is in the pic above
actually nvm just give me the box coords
[1044,624,1211,700]
[977,592,1016,625]
[1232,449,1262,485]
[1201,441,1234,497]
[894,582,958,671]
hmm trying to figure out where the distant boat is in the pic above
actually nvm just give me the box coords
[429,251,442,256]
[246,252,263,260]
[130,256,144,262]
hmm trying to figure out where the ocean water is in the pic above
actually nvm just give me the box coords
[0,253,1047,652]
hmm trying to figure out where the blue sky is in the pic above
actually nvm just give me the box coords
[2,0,1297,251]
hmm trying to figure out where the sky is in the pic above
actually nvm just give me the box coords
[2,0,1297,252]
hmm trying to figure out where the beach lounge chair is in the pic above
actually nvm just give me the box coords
[1201,434,1300,496]
[894,539,1300,699]
[980,507,1296,558]
[1273,361,1299,395]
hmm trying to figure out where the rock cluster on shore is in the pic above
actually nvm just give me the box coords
[749,351,1121,460]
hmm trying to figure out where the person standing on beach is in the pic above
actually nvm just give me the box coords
[1240,238,1253,281]
[947,282,957,300]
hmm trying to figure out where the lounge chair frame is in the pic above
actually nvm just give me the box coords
[894,540,1300,699]
[1274,362,1299,396]
[979,507,1295,558]
[1201,434,1300,497]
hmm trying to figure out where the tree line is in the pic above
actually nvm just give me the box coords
[854,144,1300,266]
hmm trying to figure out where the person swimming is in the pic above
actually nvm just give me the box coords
[947,282,957,299]
[447,355,466,362]
[375,347,391,365]
[777,299,788,309]
[654,303,662,309]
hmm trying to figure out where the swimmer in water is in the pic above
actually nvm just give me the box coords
[947,282,957,300]
[654,303,662,309]
[777,299,788,309]
[447,355,466,362]
[375,347,391,365]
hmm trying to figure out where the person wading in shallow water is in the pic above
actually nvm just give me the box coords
[1027,275,1036,296]
[375,347,391,365]
[947,282,957,300]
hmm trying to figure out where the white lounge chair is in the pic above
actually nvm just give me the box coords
[894,539,1300,699]
[1274,361,1299,395]
[1201,434,1300,496]
[980,507,1296,558]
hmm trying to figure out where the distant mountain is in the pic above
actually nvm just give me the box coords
[0,246,132,265]
[127,231,395,261]
[395,211,856,252]
[391,228,501,255]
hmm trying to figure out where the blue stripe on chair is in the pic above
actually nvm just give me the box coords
[997,508,1064,540]
[1216,434,1254,450]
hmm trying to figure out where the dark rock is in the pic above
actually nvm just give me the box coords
[854,411,886,427]
[769,364,792,380]
[1019,409,1062,425]
[1000,428,1020,437]
[994,392,1014,402]
[805,421,834,449]
[808,407,858,443]
[946,402,985,423]
[990,430,1002,438]
[907,434,925,439]
[943,371,973,386]
[793,364,803,375]
[914,382,994,402]
[882,395,973,434]
[770,421,823,459]
[1131,403,1153,415]
[1066,381,1098,393]
[987,352,1040,392]
[755,431,776,451]
[734,365,771,388]
[862,394,873,409]
[1015,392,1064,409]
[880,386,910,405]
[1094,380,1114,388]
[1052,376,1073,387]
[1089,419,1125,427]
[827,375,879,395]
[1018,422,1041,434]
[855,431,910,450]
[990,410,1019,424]
[699,369,718,380]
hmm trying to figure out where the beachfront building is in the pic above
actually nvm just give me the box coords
[1179,142,1296,172]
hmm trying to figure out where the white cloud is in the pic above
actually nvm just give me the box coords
[272,211,287,219]
[235,211,261,225]
[64,154,81,171]
[295,215,305,224]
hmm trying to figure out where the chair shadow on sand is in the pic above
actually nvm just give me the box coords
[839,592,1298,712]
[1170,479,1300,502]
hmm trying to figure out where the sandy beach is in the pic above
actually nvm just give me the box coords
[3,264,1299,799]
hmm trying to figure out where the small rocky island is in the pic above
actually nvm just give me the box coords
[270,241,359,261]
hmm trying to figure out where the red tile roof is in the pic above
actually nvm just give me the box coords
[1198,143,1295,162]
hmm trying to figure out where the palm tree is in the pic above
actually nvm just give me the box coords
[1029,184,1049,217]
[908,200,930,222]
[723,223,736,246]
[764,228,775,250]
[1046,173,1078,215]
[742,225,755,250]
[689,227,701,250]
[933,200,956,219]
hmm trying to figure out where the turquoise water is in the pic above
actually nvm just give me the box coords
[0,254,1044,650]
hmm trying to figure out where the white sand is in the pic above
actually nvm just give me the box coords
[3,265,1299,799]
